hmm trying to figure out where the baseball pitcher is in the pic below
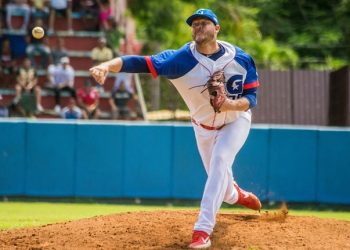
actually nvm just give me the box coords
[90,8,261,249]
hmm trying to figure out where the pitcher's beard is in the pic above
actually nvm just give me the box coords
[193,32,215,45]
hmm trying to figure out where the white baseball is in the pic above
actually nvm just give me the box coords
[32,27,45,39]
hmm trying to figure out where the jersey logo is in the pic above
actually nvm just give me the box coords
[226,75,243,100]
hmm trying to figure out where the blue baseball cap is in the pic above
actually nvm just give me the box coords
[186,8,219,26]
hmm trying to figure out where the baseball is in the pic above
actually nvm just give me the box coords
[32,26,45,39]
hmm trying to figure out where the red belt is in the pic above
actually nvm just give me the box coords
[191,118,225,131]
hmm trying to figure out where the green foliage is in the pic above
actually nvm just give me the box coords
[128,0,193,51]
[209,1,298,69]
[105,28,124,55]
[247,38,298,69]
[255,0,350,68]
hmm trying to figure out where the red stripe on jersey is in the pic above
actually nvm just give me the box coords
[244,80,260,90]
[145,56,158,78]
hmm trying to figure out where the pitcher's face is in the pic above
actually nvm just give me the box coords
[191,18,219,45]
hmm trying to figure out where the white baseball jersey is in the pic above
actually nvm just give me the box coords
[48,63,75,88]
[143,41,259,127]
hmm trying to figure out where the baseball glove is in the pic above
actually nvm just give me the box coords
[207,70,227,113]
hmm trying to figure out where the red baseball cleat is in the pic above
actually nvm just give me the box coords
[234,182,262,211]
[188,230,211,249]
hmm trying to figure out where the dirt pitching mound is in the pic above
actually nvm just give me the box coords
[1,210,350,249]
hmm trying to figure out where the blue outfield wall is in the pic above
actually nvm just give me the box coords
[0,119,350,204]
[268,128,318,202]
[0,121,26,195]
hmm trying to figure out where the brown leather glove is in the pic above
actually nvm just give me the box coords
[207,70,227,113]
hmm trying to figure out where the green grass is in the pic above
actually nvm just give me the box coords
[288,210,350,221]
[0,201,181,230]
[0,200,349,230]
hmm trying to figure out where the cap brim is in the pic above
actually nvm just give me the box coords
[186,14,216,26]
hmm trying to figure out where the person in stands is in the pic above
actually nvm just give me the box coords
[91,37,113,66]
[46,56,76,113]
[77,79,100,119]
[48,0,73,33]
[61,97,86,119]
[14,58,43,112]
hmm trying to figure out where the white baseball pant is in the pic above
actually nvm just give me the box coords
[193,113,251,234]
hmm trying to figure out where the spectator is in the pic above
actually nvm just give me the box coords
[113,72,134,94]
[109,81,134,120]
[26,17,51,69]
[77,79,100,119]
[96,0,111,31]
[0,94,10,117]
[51,36,68,65]
[78,0,99,31]
[48,0,72,34]
[0,1,5,33]
[61,97,86,119]
[0,38,17,87]
[30,0,49,20]
[91,37,113,66]
[46,56,76,113]
[13,58,43,112]
[6,0,31,31]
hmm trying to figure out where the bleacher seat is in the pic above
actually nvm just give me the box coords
[0,13,135,119]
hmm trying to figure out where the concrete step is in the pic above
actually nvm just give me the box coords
[54,16,99,32]
[32,55,94,71]
[68,56,94,71]
[36,73,115,92]
[47,35,100,51]
[4,29,104,61]
[9,14,98,32]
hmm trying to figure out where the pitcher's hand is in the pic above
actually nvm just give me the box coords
[89,64,109,85]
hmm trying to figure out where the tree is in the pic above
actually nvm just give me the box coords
[254,0,350,69]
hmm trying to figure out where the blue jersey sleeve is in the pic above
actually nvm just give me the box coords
[234,47,259,109]
[120,56,149,73]
[242,88,258,109]
[121,44,197,79]
[148,43,198,79]
[147,50,177,78]
[234,47,258,84]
